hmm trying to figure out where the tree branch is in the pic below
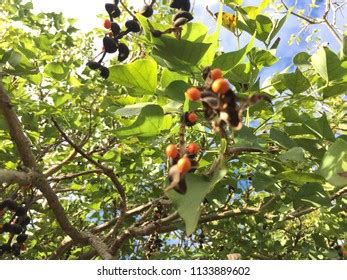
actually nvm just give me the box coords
[0,169,31,185]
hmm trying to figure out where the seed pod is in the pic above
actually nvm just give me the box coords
[1,199,18,211]
[118,43,130,62]
[19,216,31,226]
[103,36,118,53]
[86,61,101,70]
[111,7,121,18]
[111,22,121,36]
[99,66,110,79]
[0,244,12,253]
[12,243,21,257]
[170,0,190,12]
[173,17,190,27]
[125,20,141,33]
[151,30,162,37]
[140,4,154,18]
[15,206,27,217]
[10,224,23,235]
[16,234,28,244]
[173,11,193,22]
[105,3,117,14]
[2,223,11,232]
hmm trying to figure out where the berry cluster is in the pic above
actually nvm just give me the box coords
[87,1,155,78]
[151,0,193,39]
[165,140,200,194]
[144,203,165,259]
[187,67,270,132]
[0,199,30,257]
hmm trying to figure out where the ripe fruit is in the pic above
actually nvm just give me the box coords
[210,68,223,80]
[187,112,197,123]
[185,87,201,101]
[99,66,110,79]
[170,0,190,12]
[104,19,112,29]
[16,234,28,243]
[140,4,154,18]
[125,20,141,33]
[212,78,229,94]
[86,61,101,70]
[166,144,178,158]
[173,17,190,27]
[111,22,120,36]
[111,7,121,18]
[103,36,118,53]
[15,206,27,217]
[173,11,193,22]
[177,157,191,173]
[186,143,199,155]
[118,43,130,62]
[105,3,117,14]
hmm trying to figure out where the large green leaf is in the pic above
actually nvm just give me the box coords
[115,105,164,138]
[167,165,227,235]
[294,183,331,209]
[270,128,296,149]
[213,34,255,72]
[152,35,211,73]
[108,58,158,94]
[278,68,311,94]
[44,62,69,80]
[319,139,347,187]
[278,171,324,184]
[311,46,344,82]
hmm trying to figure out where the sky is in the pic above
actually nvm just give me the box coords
[30,0,345,82]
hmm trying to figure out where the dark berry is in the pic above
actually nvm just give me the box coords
[140,5,153,18]
[151,30,162,37]
[16,234,28,243]
[10,224,23,235]
[1,199,18,211]
[20,216,31,226]
[15,206,27,217]
[118,43,130,62]
[173,17,189,28]
[125,20,141,33]
[12,243,21,257]
[111,7,121,18]
[87,61,101,70]
[99,66,110,79]
[170,0,190,11]
[173,11,193,22]
[0,244,12,253]
[105,3,117,14]
[103,36,118,53]
[2,223,11,232]
[111,22,121,36]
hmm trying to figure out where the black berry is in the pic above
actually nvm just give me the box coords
[140,5,154,18]
[111,22,121,36]
[99,66,110,79]
[87,61,101,70]
[170,0,190,11]
[103,36,118,53]
[118,43,130,62]
[16,234,28,243]
[125,20,141,33]
[15,206,27,217]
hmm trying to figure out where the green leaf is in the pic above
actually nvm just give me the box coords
[253,173,275,191]
[293,52,311,66]
[160,68,188,88]
[322,82,347,99]
[248,48,278,68]
[115,105,164,138]
[278,147,305,162]
[268,9,291,43]
[109,59,157,94]
[294,183,331,209]
[44,62,68,80]
[270,128,296,149]
[162,80,189,103]
[115,103,154,117]
[279,68,311,94]
[311,46,344,82]
[278,171,324,184]
[282,107,303,123]
[167,164,227,235]
[319,139,347,187]
[152,35,211,73]
[213,34,255,72]
[255,15,273,42]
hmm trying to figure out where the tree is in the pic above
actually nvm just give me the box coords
[0,0,346,260]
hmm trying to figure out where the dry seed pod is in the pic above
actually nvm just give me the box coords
[173,11,193,22]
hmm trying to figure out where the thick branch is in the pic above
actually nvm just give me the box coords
[0,169,31,185]
[0,82,37,168]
